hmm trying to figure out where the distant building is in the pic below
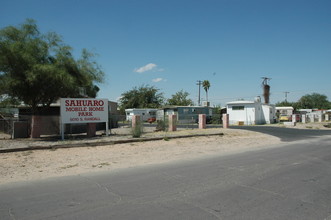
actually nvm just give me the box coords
[157,106,213,124]
[275,106,294,115]
[125,109,157,121]
[227,97,276,125]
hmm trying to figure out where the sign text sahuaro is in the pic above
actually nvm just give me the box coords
[61,98,109,124]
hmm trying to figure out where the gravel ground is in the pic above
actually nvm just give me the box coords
[0,122,329,185]
[0,127,282,184]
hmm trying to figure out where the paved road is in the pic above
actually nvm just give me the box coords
[1,130,331,219]
[230,125,331,142]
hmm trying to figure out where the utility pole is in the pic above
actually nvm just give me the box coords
[196,80,202,106]
[284,91,289,102]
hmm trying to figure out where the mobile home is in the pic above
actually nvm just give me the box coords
[125,109,157,121]
[157,106,213,124]
[227,98,276,125]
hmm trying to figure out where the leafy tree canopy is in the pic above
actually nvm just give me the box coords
[167,90,194,106]
[202,80,211,102]
[0,19,104,113]
[275,101,298,108]
[119,85,164,113]
[276,93,331,110]
[0,95,21,108]
[296,93,331,109]
[202,80,210,92]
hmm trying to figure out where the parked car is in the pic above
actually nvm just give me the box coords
[279,114,290,121]
[147,117,156,123]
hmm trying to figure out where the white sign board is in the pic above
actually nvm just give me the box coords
[61,98,109,124]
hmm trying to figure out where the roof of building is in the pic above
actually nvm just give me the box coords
[275,106,294,110]
[162,105,213,109]
[226,100,255,105]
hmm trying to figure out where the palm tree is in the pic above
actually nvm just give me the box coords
[202,80,210,103]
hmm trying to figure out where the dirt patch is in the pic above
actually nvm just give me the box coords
[0,128,281,185]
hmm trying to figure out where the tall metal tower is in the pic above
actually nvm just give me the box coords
[261,77,271,104]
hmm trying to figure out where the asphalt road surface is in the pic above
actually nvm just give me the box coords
[230,125,331,142]
[1,128,331,219]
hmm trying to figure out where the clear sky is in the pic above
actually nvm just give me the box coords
[1,0,330,106]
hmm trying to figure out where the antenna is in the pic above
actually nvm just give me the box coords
[261,77,271,85]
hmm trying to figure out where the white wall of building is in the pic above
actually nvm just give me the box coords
[227,101,256,125]
[262,104,276,124]
[125,109,157,121]
[275,106,294,115]
[227,100,275,125]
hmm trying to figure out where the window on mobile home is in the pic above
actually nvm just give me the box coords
[232,106,245,110]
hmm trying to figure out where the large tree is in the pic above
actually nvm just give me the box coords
[0,19,104,137]
[119,85,164,113]
[276,93,331,110]
[167,90,194,106]
[0,19,104,113]
[296,93,331,109]
[0,95,21,107]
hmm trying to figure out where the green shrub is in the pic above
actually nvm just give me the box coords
[131,121,143,138]
[156,120,168,132]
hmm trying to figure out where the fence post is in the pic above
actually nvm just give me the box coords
[31,115,42,138]
[222,114,229,128]
[132,115,141,128]
[168,114,177,131]
[199,114,206,129]
[87,123,96,137]
[302,114,306,123]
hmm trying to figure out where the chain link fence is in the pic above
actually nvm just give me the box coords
[0,118,15,136]
[1,112,222,139]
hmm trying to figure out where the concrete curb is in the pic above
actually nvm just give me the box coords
[0,133,224,154]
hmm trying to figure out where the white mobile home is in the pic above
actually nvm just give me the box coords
[227,98,275,125]
[275,106,294,115]
[125,109,157,121]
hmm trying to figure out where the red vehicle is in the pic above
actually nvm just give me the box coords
[289,114,301,122]
[147,117,156,123]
